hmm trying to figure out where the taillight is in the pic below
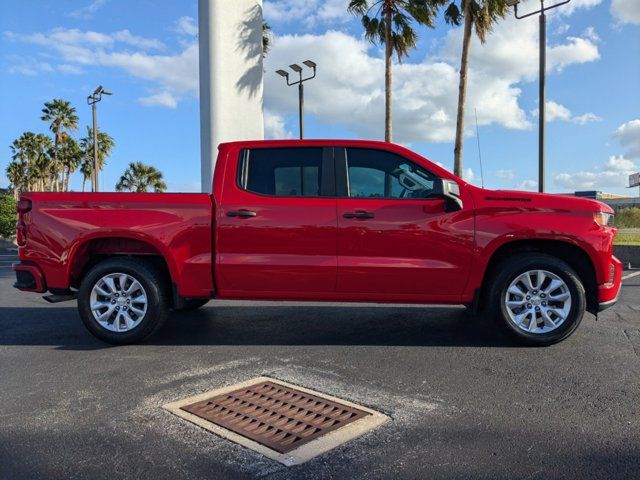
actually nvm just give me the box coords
[16,220,27,246]
[17,199,32,214]
[16,199,32,246]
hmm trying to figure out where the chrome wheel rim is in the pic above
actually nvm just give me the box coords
[504,270,572,334]
[89,273,148,333]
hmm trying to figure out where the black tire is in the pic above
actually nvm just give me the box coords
[174,299,209,311]
[487,253,586,346]
[78,257,169,345]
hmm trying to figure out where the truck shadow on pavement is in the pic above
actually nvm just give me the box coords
[0,304,519,349]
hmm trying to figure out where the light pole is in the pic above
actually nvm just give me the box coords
[87,85,112,192]
[507,0,570,193]
[276,61,317,139]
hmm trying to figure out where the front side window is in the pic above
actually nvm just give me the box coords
[346,148,435,199]
[239,148,323,197]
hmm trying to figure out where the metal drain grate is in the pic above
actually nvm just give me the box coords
[180,381,371,453]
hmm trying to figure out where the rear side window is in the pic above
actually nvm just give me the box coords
[238,148,323,197]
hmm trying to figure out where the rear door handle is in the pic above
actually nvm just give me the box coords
[226,210,257,218]
[343,211,374,219]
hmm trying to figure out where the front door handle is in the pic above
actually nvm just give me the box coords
[226,209,257,218]
[343,211,374,219]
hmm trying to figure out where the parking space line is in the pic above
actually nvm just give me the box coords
[622,271,640,281]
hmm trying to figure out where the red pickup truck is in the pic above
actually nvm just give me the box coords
[13,140,622,346]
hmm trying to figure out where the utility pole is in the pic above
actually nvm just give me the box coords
[539,6,546,194]
[87,85,111,192]
[507,0,570,193]
[276,61,317,139]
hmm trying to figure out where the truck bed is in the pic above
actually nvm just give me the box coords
[17,192,214,299]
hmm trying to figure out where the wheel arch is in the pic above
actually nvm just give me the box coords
[478,239,598,313]
[67,234,176,292]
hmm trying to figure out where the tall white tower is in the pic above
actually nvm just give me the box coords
[198,0,265,193]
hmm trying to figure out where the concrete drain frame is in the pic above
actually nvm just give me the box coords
[163,376,388,466]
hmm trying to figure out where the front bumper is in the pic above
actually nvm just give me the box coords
[12,262,47,293]
[597,256,623,312]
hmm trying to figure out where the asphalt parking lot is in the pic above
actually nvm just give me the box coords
[1,250,639,480]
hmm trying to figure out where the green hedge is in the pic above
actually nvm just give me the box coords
[0,194,16,238]
[615,207,640,229]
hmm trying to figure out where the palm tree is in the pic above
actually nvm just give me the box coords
[349,0,444,142]
[445,0,509,177]
[57,133,83,191]
[79,127,115,191]
[41,99,79,191]
[116,162,167,193]
[6,161,25,200]
[80,160,93,193]
[10,132,53,192]
[262,21,272,57]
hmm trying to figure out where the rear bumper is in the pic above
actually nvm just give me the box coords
[12,262,47,293]
[597,256,623,312]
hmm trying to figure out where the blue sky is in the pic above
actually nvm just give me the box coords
[1,0,639,194]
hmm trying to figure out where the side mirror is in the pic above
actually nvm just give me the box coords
[432,178,463,212]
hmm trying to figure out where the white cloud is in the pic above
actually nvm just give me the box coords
[69,0,109,20]
[516,180,538,191]
[264,110,294,139]
[173,16,198,37]
[495,169,515,180]
[605,155,635,172]
[542,100,572,122]
[554,155,637,190]
[553,121,640,192]
[613,119,640,158]
[58,64,84,74]
[547,36,600,72]
[139,91,178,108]
[111,30,165,50]
[8,60,53,76]
[5,7,602,134]
[581,26,601,42]
[265,25,591,143]
[264,0,349,27]
[531,100,601,124]
[442,15,600,83]
[572,112,602,125]
[6,28,196,104]
[611,0,640,25]
[560,0,603,15]
[6,28,164,52]
[463,168,475,182]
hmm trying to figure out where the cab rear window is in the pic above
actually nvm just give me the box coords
[238,148,324,197]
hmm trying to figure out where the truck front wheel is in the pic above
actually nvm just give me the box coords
[78,257,169,344]
[488,254,586,346]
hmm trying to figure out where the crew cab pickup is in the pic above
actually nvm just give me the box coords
[13,140,622,345]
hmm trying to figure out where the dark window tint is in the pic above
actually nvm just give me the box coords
[239,148,323,197]
[346,148,435,199]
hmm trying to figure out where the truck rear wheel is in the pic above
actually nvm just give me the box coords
[78,257,169,344]
[488,253,586,346]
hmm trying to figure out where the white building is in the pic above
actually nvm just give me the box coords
[198,0,265,193]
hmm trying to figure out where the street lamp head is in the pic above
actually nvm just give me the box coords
[505,0,519,6]
[289,63,303,73]
[94,85,104,95]
[303,60,316,69]
[276,69,289,79]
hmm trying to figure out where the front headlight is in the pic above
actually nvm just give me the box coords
[594,211,614,227]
